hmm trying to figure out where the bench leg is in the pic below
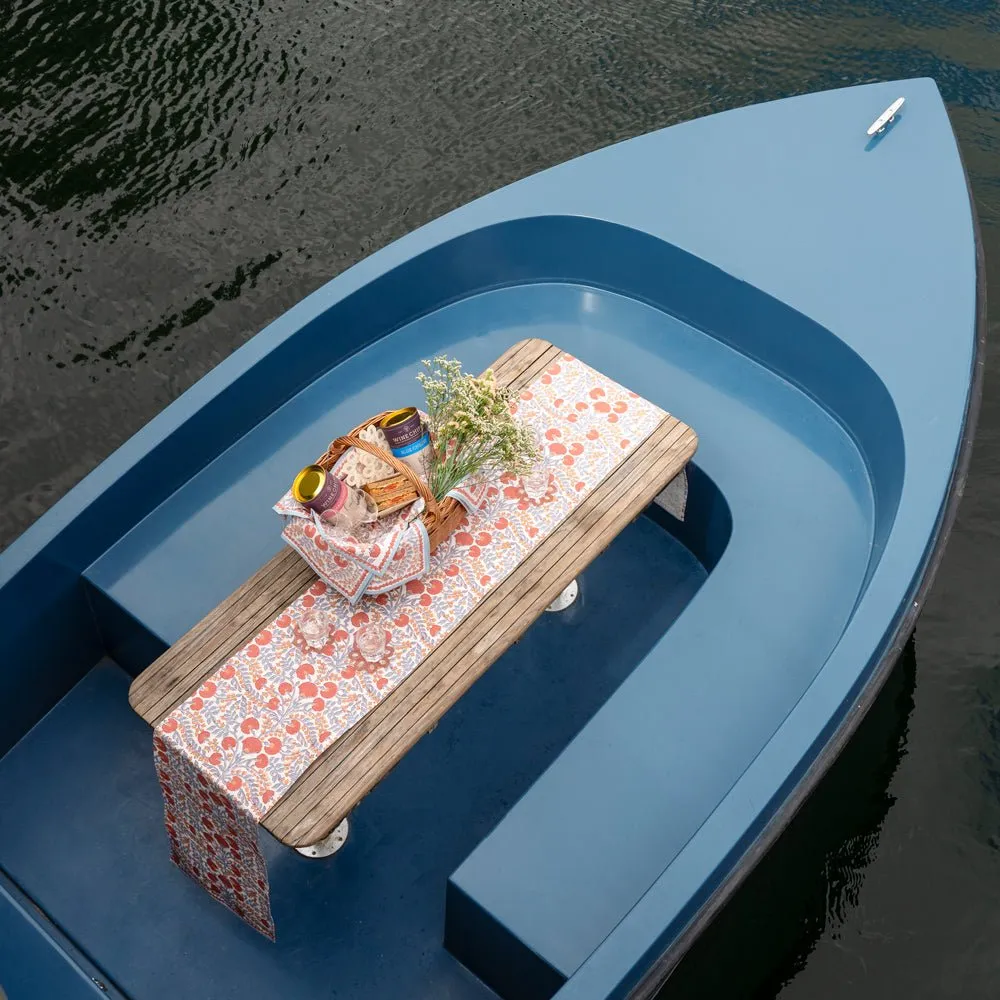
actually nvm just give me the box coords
[295,817,349,858]
[545,578,578,612]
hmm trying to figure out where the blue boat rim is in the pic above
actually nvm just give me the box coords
[628,131,987,1000]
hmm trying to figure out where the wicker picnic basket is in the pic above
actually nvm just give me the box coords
[316,412,465,553]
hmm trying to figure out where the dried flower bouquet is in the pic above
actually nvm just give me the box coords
[417,356,540,501]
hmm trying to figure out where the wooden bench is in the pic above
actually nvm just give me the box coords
[128,338,697,848]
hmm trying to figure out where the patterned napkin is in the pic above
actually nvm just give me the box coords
[274,450,491,603]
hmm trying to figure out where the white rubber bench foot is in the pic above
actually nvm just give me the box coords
[545,579,578,612]
[295,817,349,858]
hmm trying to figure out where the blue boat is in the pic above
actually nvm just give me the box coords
[0,77,981,1000]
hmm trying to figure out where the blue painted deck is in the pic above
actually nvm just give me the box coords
[0,79,979,999]
[0,517,704,1000]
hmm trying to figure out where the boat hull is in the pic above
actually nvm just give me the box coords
[0,78,981,1000]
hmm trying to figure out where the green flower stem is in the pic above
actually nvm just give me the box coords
[417,355,540,501]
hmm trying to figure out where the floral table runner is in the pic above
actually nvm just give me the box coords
[153,353,666,938]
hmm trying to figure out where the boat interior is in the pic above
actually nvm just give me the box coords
[0,216,903,999]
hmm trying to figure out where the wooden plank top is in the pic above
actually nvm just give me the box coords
[129,338,697,846]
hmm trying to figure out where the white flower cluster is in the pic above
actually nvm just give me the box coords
[417,356,540,500]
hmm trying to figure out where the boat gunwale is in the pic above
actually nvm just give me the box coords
[619,109,987,1000]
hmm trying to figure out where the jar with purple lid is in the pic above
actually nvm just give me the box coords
[292,464,374,529]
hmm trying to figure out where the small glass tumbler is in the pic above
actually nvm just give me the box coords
[354,623,387,663]
[298,609,328,645]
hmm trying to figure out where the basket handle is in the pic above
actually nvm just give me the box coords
[327,434,441,521]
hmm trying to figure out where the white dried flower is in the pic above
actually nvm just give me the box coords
[416,355,540,500]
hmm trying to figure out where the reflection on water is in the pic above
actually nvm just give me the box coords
[2,0,1000,996]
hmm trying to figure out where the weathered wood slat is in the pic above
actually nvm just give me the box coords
[128,551,314,723]
[129,338,697,847]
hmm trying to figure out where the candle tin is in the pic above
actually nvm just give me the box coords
[292,464,342,513]
[379,407,432,478]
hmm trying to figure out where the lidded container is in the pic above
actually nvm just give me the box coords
[292,464,375,529]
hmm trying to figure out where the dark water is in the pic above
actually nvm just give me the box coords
[2,1,999,996]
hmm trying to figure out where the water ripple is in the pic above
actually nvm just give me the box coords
[1,0,273,229]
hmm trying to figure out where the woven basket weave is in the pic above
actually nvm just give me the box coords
[317,412,464,553]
